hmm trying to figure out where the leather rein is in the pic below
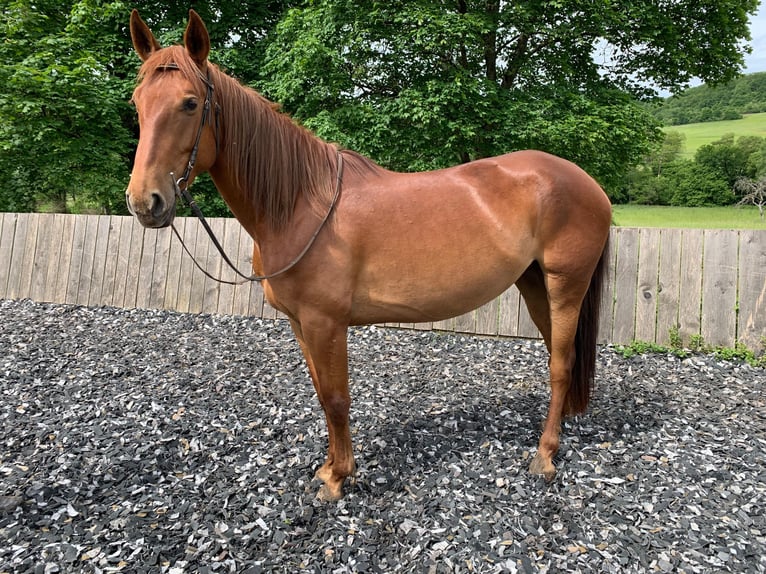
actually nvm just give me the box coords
[165,64,344,285]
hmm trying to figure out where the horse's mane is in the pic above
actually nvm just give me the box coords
[135,46,379,229]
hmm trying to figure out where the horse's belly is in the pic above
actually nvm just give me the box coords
[349,252,527,325]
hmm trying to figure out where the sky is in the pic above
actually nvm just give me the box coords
[744,1,766,73]
[658,2,766,95]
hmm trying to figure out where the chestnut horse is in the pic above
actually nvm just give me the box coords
[127,10,612,501]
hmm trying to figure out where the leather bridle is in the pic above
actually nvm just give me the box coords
[161,65,344,285]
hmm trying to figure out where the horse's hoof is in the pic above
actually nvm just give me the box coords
[316,483,343,503]
[529,452,557,482]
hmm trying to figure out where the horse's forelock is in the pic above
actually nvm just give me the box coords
[136,46,208,91]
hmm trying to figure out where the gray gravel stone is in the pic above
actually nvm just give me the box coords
[0,299,764,573]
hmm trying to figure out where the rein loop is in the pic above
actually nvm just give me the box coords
[167,66,344,284]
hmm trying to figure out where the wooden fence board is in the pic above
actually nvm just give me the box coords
[175,218,198,313]
[65,215,88,305]
[148,227,172,310]
[612,227,639,344]
[433,317,455,332]
[6,212,30,300]
[201,218,224,314]
[30,213,55,301]
[215,218,241,316]
[475,298,498,336]
[19,214,41,301]
[0,214,13,298]
[76,215,99,306]
[187,221,209,314]
[701,229,739,347]
[163,218,185,312]
[86,216,112,306]
[123,220,146,309]
[42,214,66,303]
[454,310,475,334]
[597,229,618,344]
[111,217,133,308]
[635,228,661,343]
[678,229,704,345]
[656,228,682,346]
[737,230,766,352]
[248,282,265,318]
[497,285,520,337]
[53,216,75,304]
[134,226,157,310]
[100,216,123,307]
[2,213,21,299]
[233,229,257,316]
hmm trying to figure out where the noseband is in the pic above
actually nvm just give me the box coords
[162,64,344,285]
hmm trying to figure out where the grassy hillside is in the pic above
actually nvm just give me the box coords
[612,205,766,229]
[654,72,766,125]
[664,112,766,159]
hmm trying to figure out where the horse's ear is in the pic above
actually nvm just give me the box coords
[184,9,210,68]
[130,9,161,62]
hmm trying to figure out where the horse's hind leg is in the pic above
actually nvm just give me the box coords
[524,272,589,481]
[515,262,552,351]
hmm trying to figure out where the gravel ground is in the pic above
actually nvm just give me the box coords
[0,299,764,574]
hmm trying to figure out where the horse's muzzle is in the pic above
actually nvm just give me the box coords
[125,190,175,228]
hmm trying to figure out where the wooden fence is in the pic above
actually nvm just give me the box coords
[1,212,765,352]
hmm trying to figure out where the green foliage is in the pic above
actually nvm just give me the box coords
[261,0,756,196]
[618,331,765,368]
[0,1,758,213]
[662,161,735,207]
[620,131,766,207]
[618,339,680,359]
[695,134,762,187]
[0,0,134,214]
[655,72,766,126]
[0,0,293,215]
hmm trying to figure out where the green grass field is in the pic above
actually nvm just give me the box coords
[612,205,766,229]
[665,112,766,158]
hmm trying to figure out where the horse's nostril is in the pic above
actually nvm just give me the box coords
[150,192,165,217]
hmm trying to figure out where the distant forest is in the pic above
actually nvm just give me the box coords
[655,72,766,125]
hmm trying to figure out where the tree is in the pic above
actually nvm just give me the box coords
[261,0,757,193]
[0,0,296,214]
[734,176,766,219]
[1,1,758,211]
[0,0,134,213]
[695,134,762,188]
[646,131,686,177]
[665,161,734,207]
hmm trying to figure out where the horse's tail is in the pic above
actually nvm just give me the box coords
[567,234,610,415]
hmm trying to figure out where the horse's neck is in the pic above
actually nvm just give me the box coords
[207,160,260,237]
[207,119,325,273]
[211,71,334,233]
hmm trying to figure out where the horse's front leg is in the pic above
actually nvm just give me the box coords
[290,318,354,501]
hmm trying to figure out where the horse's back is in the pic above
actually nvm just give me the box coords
[340,149,611,324]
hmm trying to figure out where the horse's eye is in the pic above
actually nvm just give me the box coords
[183,98,198,112]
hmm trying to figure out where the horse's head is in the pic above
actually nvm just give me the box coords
[126,10,218,228]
